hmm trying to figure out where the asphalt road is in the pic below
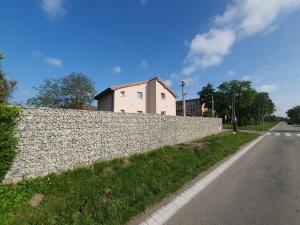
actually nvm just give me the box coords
[165,122,300,225]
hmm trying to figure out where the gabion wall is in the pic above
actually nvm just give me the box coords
[3,108,222,183]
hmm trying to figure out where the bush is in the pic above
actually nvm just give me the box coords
[0,104,21,182]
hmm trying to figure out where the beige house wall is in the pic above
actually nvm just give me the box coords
[155,81,176,116]
[113,83,147,113]
[96,78,176,115]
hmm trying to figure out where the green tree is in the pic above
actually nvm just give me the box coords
[198,80,276,126]
[217,80,257,126]
[27,73,96,109]
[251,92,275,125]
[197,83,216,117]
[197,83,215,105]
[0,53,17,103]
[286,106,300,124]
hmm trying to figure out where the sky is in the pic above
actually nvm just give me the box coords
[1,0,300,116]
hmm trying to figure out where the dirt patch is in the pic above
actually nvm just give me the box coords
[98,188,113,207]
[122,158,131,167]
[101,166,114,177]
[29,193,44,207]
[173,141,204,153]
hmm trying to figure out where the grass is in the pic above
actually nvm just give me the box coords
[223,122,277,131]
[0,132,258,225]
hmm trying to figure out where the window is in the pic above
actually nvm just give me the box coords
[161,93,166,100]
[137,91,143,99]
[120,110,125,113]
[161,111,166,115]
[137,111,143,113]
[120,91,125,97]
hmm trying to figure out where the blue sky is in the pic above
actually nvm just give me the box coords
[1,0,300,116]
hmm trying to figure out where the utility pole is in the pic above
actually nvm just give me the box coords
[232,91,237,132]
[258,105,261,126]
[181,80,186,117]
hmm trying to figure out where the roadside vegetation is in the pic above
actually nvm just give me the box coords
[198,81,282,126]
[286,106,300,124]
[0,53,21,182]
[0,104,21,182]
[223,122,277,131]
[0,132,258,225]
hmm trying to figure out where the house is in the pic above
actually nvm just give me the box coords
[94,77,177,115]
[176,98,202,117]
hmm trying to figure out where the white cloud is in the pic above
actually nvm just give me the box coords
[140,0,147,6]
[183,28,236,75]
[258,84,278,92]
[242,75,251,80]
[183,0,300,75]
[170,73,178,80]
[41,0,66,20]
[215,0,300,37]
[164,79,172,87]
[141,60,148,68]
[112,66,122,74]
[184,77,199,86]
[228,69,236,76]
[21,90,31,95]
[33,50,62,67]
[32,50,44,58]
[44,57,62,67]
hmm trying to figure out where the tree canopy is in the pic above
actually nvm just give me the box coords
[286,106,300,124]
[0,53,17,104]
[27,73,96,109]
[198,80,276,125]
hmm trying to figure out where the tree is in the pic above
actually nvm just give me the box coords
[217,80,257,126]
[197,83,215,117]
[251,92,275,125]
[0,53,17,103]
[198,80,276,126]
[286,106,300,124]
[197,83,215,105]
[27,73,96,109]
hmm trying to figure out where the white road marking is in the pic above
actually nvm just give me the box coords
[285,133,292,137]
[139,135,266,225]
[266,132,271,136]
[297,134,300,137]
[275,133,280,136]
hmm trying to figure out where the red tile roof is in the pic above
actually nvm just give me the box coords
[94,77,177,99]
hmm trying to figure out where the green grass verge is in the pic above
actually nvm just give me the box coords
[0,132,258,225]
[223,122,277,131]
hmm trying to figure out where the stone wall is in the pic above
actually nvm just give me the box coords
[3,108,222,183]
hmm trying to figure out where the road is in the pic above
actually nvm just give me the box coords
[165,122,300,225]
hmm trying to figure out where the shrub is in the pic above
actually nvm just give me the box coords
[0,104,21,182]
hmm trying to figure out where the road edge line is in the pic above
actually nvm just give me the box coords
[139,133,267,225]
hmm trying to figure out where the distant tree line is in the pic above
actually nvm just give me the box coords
[198,80,278,126]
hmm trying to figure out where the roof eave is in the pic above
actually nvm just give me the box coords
[94,88,113,100]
